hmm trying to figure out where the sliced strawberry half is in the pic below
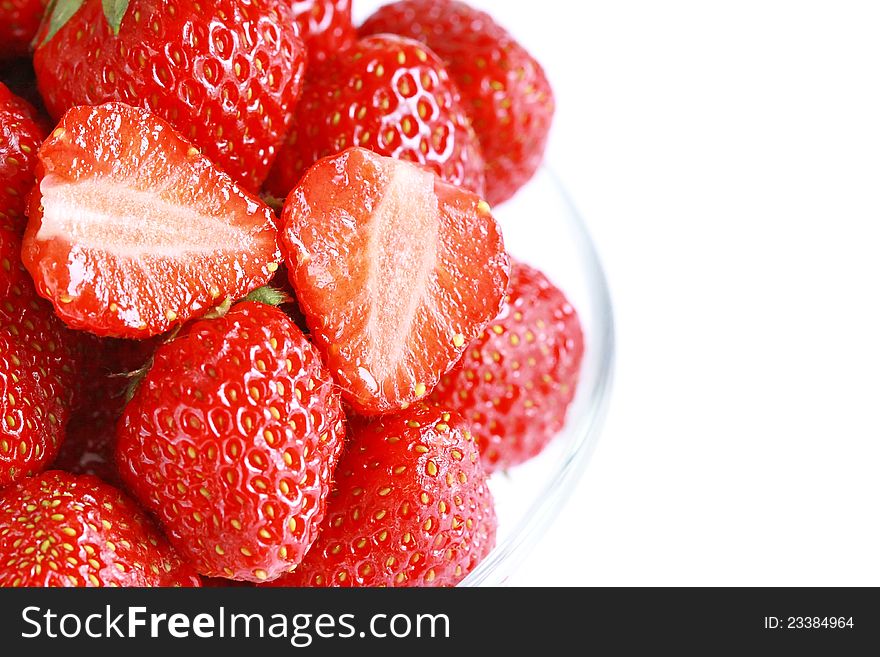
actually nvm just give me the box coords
[281,147,509,414]
[21,103,281,339]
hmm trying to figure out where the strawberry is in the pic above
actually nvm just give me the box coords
[1,239,79,488]
[21,103,281,339]
[429,261,584,472]
[291,0,356,64]
[268,403,496,587]
[0,0,49,60]
[117,298,346,582]
[265,34,485,199]
[361,0,555,205]
[0,81,48,234]
[33,0,307,191]
[280,147,509,414]
[0,470,201,586]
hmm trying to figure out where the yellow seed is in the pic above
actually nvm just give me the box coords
[453,334,465,347]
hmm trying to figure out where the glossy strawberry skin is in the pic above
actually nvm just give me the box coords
[266,34,485,199]
[0,0,49,60]
[281,147,509,415]
[0,470,202,587]
[21,103,281,339]
[430,261,584,471]
[1,245,80,488]
[0,82,47,234]
[361,0,555,205]
[291,0,356,64]
[117,301,346,582]
[33,0,307,191]
[269,404,496,587]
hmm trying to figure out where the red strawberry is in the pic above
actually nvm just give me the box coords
[33,0,307,190]
[361,0,555,205]
[21,103,281,339]
[1,248,79,488]
[430,261,584,472]
[117,299,346,582]
[281,147,509,414]
[291,0,356,64]
[1,81,48,234]
[268,403,496,587]
[266,34,485,199]
[0,470,201,586]
[0,0,49,60]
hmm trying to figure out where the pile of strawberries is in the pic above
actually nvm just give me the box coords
[0,0,584,587]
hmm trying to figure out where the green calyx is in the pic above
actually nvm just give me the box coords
[39,0,131,47]
[242,285,293,308]
[101,0,130,35]
[202,286,291,321]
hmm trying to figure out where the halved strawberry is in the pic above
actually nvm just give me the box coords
[281,147,509,414]
[21,103,281,338]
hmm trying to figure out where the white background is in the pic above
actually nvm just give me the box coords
[359,0,880,585]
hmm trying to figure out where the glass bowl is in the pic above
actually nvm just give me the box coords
[459,167,615,586]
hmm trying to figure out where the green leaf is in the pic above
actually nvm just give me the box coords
[39,0,85,47]
[101,0,131,36]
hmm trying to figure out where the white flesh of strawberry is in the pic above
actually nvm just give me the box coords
[36,175,249,258]
[363,164,439,382]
